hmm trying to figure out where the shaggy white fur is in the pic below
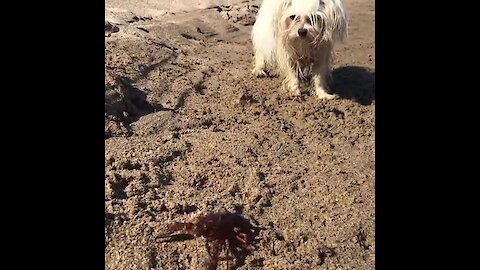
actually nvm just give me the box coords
[251,0,347,99]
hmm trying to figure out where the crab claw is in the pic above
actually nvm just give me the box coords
[235,232,248,245]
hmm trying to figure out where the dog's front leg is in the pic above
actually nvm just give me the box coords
[252,51,267,77]
[282,68,301,96]
[277,53,301,96]
[312,71,335,99]
[311,50,338,100]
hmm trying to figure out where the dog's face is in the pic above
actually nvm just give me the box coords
[283,14,322,42]
[281,1,326,47]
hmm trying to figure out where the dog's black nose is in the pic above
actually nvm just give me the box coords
[298,28,307,37]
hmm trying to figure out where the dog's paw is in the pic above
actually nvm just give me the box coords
[289,87,301,97]
[317,93,339,100]
[315,89,338,100]
[252,68,267,77]
[315,87,338,100]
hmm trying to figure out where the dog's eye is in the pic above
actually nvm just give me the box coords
[289,15,296,20]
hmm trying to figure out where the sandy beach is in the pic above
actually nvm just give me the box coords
[105,0,375,268]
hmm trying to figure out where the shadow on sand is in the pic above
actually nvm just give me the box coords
[330,66,375,105]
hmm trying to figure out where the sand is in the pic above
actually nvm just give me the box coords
[105,0,375,269]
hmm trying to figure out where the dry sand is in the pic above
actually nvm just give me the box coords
[105,0,375,269]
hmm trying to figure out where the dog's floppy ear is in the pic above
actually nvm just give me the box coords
[323,0,348,43]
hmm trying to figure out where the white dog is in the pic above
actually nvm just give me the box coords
[251,0,348,99]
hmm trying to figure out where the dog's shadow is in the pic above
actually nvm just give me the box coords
[329,66,375,105]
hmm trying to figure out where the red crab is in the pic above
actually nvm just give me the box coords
[160,211,256,270]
